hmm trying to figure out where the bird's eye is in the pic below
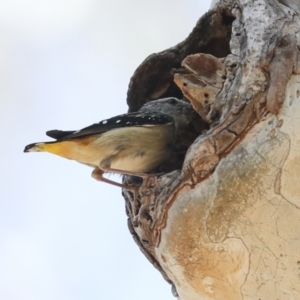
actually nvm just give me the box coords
[167,98,177,105]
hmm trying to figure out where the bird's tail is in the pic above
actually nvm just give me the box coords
[23,141,71,156]
[24,142,47,152]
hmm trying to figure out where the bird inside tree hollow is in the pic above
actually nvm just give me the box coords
[24,98,196,190]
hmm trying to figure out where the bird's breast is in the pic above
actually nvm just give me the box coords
[109,152,153,172]
[98,124,176,173]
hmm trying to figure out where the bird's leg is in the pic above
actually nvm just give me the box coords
[91,168,137,193]
[97,166,161,214]
[92,168,140,215]
[100,165,164,184]
[100,165,151,180]
[92,167,139,216]
[101,166,163,191]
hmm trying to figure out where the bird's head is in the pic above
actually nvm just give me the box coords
[139,97,198,130]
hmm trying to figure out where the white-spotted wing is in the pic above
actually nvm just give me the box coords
[46,112,174,140]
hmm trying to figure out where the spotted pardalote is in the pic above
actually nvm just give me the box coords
[24,98,196,189]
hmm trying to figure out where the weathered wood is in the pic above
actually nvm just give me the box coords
[124,0,300,299]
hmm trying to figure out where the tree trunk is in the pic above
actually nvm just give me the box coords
[124,0,300,299]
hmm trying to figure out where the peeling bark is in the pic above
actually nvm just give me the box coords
[124,0,300,299]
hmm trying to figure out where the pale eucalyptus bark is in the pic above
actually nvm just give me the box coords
[124,0,300,299]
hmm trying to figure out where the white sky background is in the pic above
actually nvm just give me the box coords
[0,1,210,299]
